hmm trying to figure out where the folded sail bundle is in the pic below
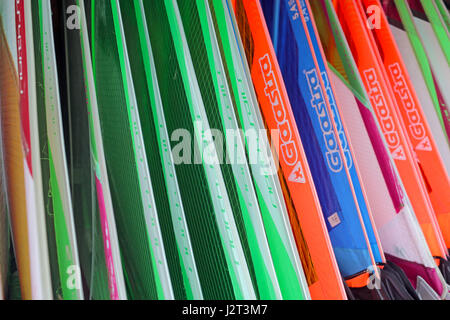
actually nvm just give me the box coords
[257,0,388,294]
[333,0,449,299]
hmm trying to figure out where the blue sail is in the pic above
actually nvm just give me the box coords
[260,0,382,277]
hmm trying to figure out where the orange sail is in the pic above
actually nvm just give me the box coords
[334,0,448,260]
[359,0,450,250]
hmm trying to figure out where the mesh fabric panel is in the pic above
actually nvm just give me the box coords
[92,0,157,299]
[60,0,110,300]
[143,0,235,300]
[119,0,187,300]
[177,0,258,298]
[31,0,61,297]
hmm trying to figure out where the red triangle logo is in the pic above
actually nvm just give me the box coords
[416,137,432,152]
[392,145,406,160]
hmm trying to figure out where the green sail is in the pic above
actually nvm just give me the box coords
[77,0,128,299]
[143,0,256,299]
[177,0,281,299]
[32,0,82,300]
[91,0,173,299]
[60,0,111,300]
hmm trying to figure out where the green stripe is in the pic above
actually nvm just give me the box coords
[420,0,450,65]
[434,0,450,32]
[48,148,77,299]
[254,185,302,299]
[77,0,128,299]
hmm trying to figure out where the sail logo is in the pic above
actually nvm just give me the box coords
[305,68,346,173]
[389,63,431,151]
[259,54,305,183]
[363,68,405,160]
[321,71,352,170]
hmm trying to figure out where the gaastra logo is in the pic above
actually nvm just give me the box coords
[259,54,305,183]
[363,68,406,160]
[389,63,431,151]
[305,69,350,172]
[321,71,352,170]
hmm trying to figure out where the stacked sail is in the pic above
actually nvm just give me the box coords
[312,0,448,300]
[0,0,449,301]
[228,0,347,299]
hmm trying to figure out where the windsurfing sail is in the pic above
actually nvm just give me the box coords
[77,0,127,300]
[384,1,450,189]
[386,0,450,249]
[91,0,176,300]
[31,0,84,300]
[311,0,448,299]
[132,0,203,300]
[228,0,347,299]
[334,0,450,298]
[0,1,32,300]
[201,0,313,300]
[56,0,113,300]
[16,0,53,299]
[360,0,450,270]
[260,0,385,285]
[212,0,319,298]
[143,0,257,299]
[334,0,449,266]
[120,0,202,300]
[176,0,288,299]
